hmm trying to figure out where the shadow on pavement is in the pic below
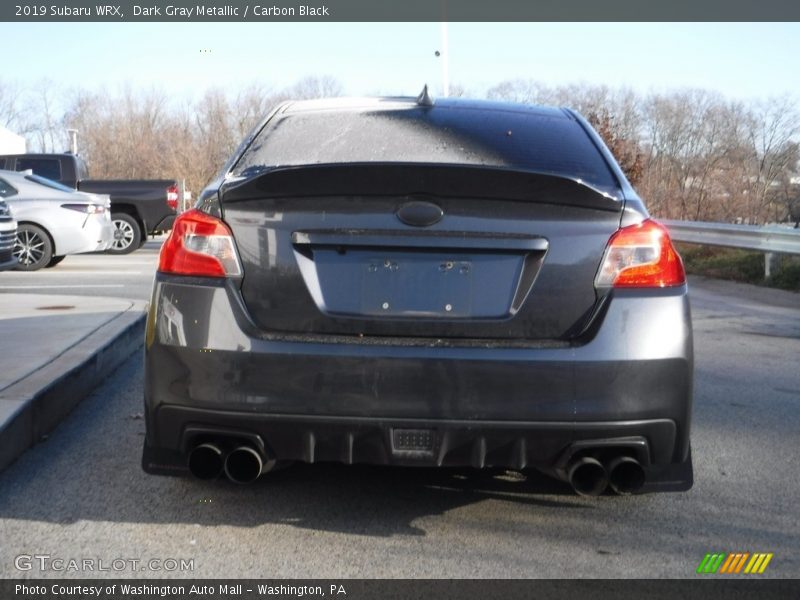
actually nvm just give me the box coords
[0,354,586,540]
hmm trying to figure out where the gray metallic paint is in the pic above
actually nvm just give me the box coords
[143,98,693,491]
[143,276,692,474]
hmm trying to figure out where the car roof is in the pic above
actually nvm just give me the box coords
[0,169,29,181]
[280,96,571,119]
[0,169,90,198]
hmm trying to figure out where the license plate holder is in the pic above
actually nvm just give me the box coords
[361,253,473,317]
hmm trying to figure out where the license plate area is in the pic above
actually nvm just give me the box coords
[362,254,473,317]
[311,248,526,319]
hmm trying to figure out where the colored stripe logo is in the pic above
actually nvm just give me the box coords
[696,552,773,574]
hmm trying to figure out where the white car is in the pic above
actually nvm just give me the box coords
[0,169,113,270]
[0,198,17,271]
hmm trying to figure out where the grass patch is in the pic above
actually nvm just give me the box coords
[675,243,800,291]
[767,260,800,291]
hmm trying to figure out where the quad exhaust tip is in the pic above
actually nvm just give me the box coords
[567,456,608,497]
[224,445,265,485]
[188,439,647,492]
[187,442,224,480]
[188,441,273,484]
[607,456,646,495]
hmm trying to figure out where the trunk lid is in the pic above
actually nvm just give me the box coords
[221,164,622,341]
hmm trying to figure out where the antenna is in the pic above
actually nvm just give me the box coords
[416,84,434,107]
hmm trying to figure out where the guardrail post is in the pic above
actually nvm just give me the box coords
[764,252,779,279]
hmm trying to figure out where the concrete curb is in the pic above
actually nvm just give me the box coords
[0,308,146,473]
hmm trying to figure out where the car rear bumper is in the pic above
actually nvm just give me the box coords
[143,407,693,492]
[143,275,694,490]
[54,212,114,254]
[151,214,176,233]
[85,214,114,252]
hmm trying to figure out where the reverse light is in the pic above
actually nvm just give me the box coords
[158,209,242,277]
[595,219,685,288]
[166,184,180,211]
[61,203,106,214]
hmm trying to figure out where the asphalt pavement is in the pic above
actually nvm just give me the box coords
[0,264,797,578]
[0,236,164,301]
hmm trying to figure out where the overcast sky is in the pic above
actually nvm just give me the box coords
[2,22,798,101]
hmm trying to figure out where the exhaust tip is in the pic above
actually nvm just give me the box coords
[224,446,264,484]
[607,456,646,495]
[567,456,608,497]
[187,443,224,480]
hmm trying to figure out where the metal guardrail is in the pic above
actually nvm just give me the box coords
[662,219,800,255]
[661,219,800,277]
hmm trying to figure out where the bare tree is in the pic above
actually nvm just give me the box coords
[446,83,469,98]
[31,79,65,152]
[231,83,279,138]
[587,109,644,185]
[639,90,738,220]
[486,79,547,104]
[742,96,800,223]
[0,80,22,130]
[286,75,344,100]
[19,76,800,225]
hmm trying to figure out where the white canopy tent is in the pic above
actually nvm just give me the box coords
[0,126,25,154]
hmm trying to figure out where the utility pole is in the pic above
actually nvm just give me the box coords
[440,22,449,97]
[66,129,78,154]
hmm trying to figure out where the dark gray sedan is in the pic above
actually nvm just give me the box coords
[142,96,693,496]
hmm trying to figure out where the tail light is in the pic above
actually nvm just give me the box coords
[166,184,179,211]
[158,209,241,277]
[595,219,685,288]
[61,203,106,214]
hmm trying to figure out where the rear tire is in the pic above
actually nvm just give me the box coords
[107,213,142,255]
[45,255,66,268]
[13,224,53,271]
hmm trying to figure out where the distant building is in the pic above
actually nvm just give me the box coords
[0,126,25,154]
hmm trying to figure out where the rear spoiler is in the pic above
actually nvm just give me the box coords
[220,163,622,211]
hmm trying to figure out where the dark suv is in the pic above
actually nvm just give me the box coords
[142,96,693,496]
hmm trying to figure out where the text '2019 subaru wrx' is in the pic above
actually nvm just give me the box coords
[142,94,693,496]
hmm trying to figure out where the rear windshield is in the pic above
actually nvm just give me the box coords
[232,106,618,190]
[16,158,62,182]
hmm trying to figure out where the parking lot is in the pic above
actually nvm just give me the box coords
[0,242,798,578]
[0,236,164,301]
